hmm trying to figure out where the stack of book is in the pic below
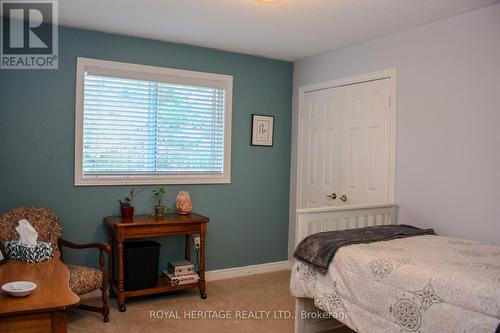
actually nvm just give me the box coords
[163,260,199,285]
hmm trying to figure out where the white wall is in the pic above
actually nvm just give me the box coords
[289,3,500,257]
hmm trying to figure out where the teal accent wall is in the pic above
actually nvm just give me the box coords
[0,26,293,270]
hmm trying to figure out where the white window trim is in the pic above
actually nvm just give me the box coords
[74,57,233,186]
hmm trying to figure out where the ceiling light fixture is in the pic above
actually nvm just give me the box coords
[254,0,284,4]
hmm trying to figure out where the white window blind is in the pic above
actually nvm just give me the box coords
[75,58,232,185]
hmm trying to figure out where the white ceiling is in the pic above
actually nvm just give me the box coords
[58,0,499,61]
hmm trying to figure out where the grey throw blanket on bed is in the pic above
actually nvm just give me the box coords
[294,224,435,274]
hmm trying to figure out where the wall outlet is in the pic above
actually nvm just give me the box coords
[194,235,201,249]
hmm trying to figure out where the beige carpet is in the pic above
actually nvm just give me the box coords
[68,270,353,333]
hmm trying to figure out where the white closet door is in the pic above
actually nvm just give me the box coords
[341,78,391,205]
[300,87,343,208]
[299,78,392,208]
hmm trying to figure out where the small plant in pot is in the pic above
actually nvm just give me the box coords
[119,188,143,218]
[152,187,168,216]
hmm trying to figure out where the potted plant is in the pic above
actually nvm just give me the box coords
[119,188,143,218]
[152,187,167,216]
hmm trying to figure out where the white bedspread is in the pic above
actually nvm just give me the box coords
[291,235,500,333]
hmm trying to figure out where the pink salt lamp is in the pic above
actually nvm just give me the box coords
[176,191,193,215]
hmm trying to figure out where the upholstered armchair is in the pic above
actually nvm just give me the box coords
[0,206,110,322]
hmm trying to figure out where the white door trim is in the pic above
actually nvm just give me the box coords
[291,68,397,257]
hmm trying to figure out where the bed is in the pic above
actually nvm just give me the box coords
[291,204,500,333]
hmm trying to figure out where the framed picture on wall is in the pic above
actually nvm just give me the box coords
[251,114,274,147]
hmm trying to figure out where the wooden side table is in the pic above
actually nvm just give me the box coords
[0,252,80,333]
[103,213,209,312]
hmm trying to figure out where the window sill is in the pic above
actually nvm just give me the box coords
[74,175,231,186]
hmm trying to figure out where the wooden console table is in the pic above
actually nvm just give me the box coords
[103,213,209,312]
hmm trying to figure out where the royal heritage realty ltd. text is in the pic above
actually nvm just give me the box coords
[149,309,350,320]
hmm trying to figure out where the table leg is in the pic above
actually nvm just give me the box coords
[108,232,116,299]
[199,225,207,299]
[117,236,126,312]
[51,311,67,333]
[185,235,190,261]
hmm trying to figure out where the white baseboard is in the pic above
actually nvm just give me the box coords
[205,260,292,281]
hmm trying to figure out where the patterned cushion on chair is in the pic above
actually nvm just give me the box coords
[0,206,62,248]
[67,264,103,295]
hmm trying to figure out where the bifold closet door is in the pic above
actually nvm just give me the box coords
[300,87,343,208]
[299,78,392,208]
[341,78,391,205]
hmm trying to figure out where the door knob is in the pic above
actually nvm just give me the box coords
[339,194,348,202]
[327,193,337,200]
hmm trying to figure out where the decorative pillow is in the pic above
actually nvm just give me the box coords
[3,240,54,263]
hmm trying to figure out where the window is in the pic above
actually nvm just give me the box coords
[75,58,232,185]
